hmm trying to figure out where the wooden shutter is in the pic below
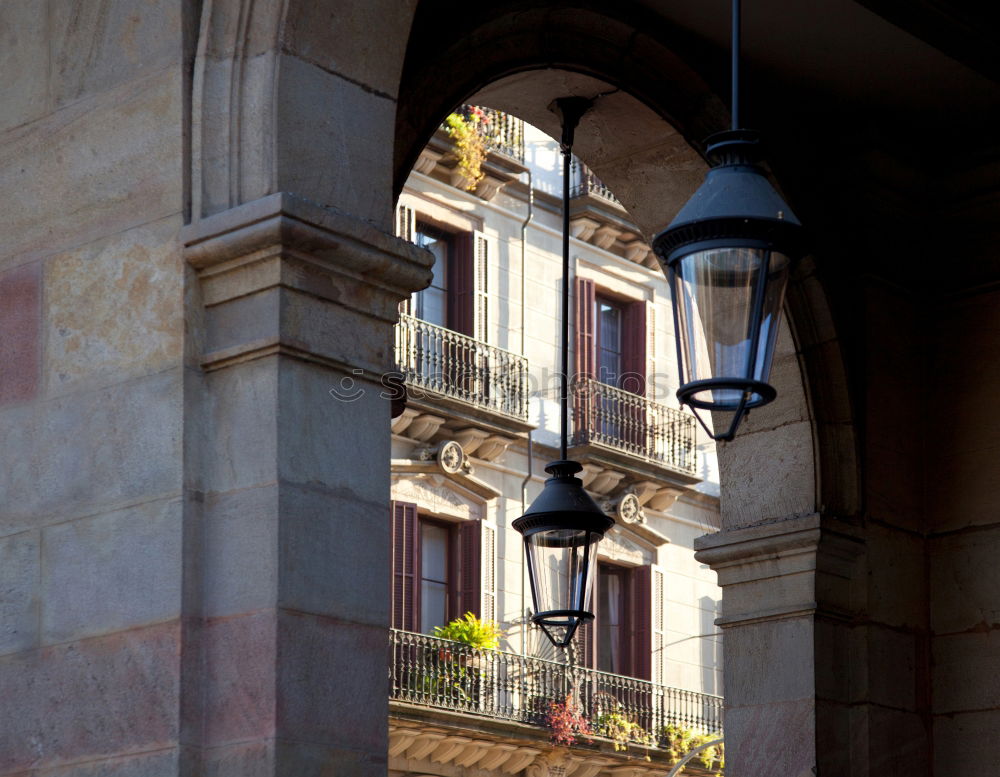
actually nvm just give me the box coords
[575,561,598,670]
[575,277,596,378]
[646,302,656,401]
[390,501,419,631]
[622,299,648,396]
[458,519,495,622]
[630,565,660,681]
[473,231,490,343]
[448,233,475,336]
[651,564,665,685]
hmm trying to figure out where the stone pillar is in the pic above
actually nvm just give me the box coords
[694,514,864,777]
[181,193,431,775]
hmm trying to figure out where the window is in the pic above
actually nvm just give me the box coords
[596,296,624,387]
[390,501,496,633]
[577,563,664,682]
[575,278,648,395]
[411,224,451,327]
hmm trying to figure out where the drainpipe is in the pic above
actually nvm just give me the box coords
[519,166,534,659]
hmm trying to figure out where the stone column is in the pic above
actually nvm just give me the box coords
[694,514,864,777]
[181,193,431,775]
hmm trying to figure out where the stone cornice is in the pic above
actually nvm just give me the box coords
[183,192,434,301]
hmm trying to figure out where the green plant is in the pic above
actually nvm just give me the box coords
[433,612,503,650]
[444,108,489,190]
[593,711,654,752]
[545,694,593,747]
[661,724,724,773]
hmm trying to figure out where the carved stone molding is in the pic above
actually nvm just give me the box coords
[570,216,600,241]
[647,486,684,512]
[406,414,447,442]
[414,147,444,175]
[182,193,433,374]
[588,468,626,495]
[392,407,421,435]
[592,224,621,250]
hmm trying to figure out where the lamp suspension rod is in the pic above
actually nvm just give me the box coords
[560,132,571,460]
[731,0,741,131]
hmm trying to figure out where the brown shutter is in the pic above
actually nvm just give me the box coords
[622,299,647,396]
[631,565,653,680]
[575,277,596,378]
[391,501,419,631]
[574,277,596,445]
[458,520,483,619]
[448,232,475,336]
[575,562,598,670]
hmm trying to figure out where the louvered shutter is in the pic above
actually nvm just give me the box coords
[395,206,416,315]
[622,299,648,396]
[575,560,597,670]
[651,564,665,685]
[390,501,419,632]
[473,231,490,344]
[630,565,659,681]
[458,520,496,623]
[646,301,656,400]
[448,233,475,336]
[480,522,497,624]
[574,277,596,445]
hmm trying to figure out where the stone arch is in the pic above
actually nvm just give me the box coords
[392,1,860,525]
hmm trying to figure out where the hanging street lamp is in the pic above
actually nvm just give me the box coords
[652,0,806,441]
[512,96,614,648]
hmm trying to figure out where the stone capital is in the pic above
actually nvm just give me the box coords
[181,192,433,374]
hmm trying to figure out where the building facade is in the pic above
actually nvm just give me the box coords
[2,2,999,777]
[386,112,724,776]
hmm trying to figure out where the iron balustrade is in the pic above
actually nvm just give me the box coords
[389,629,723,745]
[572,377,697,475]
[395,314,530,421]
[465,105,526,163]
[570,158,621,204]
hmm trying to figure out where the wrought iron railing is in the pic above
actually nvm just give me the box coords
[390,629,723,744]
[570,158,621,204]
[466,105,526,162]
[572,378,697,474]
[395,314,530,421]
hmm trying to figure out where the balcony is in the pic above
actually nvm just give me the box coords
[570,158,621,205]
[571,378,697,476]
[395,314,531,424]
[470,105,525,163]
[390,629,723,751]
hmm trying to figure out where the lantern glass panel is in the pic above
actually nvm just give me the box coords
[672,247,790,407]
[524,528,600,621]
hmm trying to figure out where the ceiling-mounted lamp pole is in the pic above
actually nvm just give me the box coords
[512,96,614,649]
[652,0,806,442]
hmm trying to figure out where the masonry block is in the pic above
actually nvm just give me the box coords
[0,622,180,773]
[723,617,815,706]
[45,216,183,393]
[0,530,40,656]
[723,699,815,777]
[41,498,183,644]
[929,527,1000,634]
[933,630,1000,714]
[0,262,41,405]
[0,369,182,536]
[35,748,179,777]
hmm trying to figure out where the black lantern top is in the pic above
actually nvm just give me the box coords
[653,130,804,264]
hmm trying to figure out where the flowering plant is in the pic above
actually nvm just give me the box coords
[444,107,490,190]
[545,694,593,747]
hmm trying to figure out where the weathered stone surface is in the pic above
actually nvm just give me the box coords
[202,740,273,777]
[49,0,181,108]
[933,631,1000,713]
[277,483,389,626]
[41,498,183,645]
[0,262,41,405]
[929,527,1000,634]
[866,522,926,629]
[934,710,1000,775]
[282,1,416,98]
[722,699,815,777]
[723,617,815,706]
[201,612,277,747]
[201,485,279,617]
[0,369,182,536]
[275,54,396,227]
[201,359,278,495]
[0,66,182,270]
[0,530,39,656]
[36,748,179,777]
[0,622,180,773]
[44,217,183,393]
[0,0,50,133]
[276,611,388,752]
[718,420,815,529]
[865,705,928,775]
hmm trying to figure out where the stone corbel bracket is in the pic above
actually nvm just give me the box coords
[392,441,501,501]
[183,192,433,374]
